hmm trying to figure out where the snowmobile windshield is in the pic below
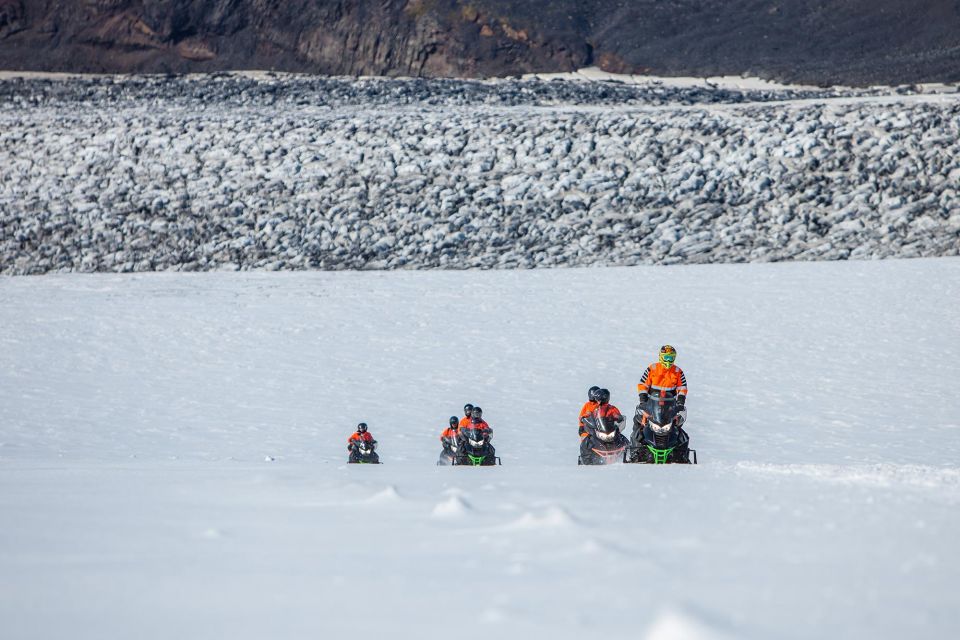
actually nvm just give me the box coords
[357,441,374,454]
[645,396,680,429]
[462,428,487,448]
[599,415,620,433]
[586,412,619,435]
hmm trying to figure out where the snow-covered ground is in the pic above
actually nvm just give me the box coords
[2,258,959,639]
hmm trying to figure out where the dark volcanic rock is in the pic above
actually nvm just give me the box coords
[1,1,959,85]
[0,0,590,77]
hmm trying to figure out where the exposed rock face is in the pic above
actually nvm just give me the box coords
[0,1,958,85]
[0,0,26,39]
[0,1,589,78]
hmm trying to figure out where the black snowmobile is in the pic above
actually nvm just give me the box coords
[452,427,500,466]
[348,439,381,464]
[627,393,697,464]
[578,410,629,465]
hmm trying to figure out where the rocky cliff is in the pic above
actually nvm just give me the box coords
[1,1,959,85]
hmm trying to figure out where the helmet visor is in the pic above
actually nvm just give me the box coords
[660,353,676,364]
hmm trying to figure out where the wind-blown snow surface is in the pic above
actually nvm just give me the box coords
[2,259,959,639]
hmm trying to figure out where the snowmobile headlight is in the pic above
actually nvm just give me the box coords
[469,438,485,447]
[596,430,617,442]
[648,421,672,435]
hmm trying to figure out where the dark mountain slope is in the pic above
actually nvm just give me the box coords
[1,1,958,84]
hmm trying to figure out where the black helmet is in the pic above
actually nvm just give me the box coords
[463,403,474,416]
[470,406,483,420]
[596,388,610,405]
[449,416,458,427]
[588,385,600,402]
[357,422,368,434]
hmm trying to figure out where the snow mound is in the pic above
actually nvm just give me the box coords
[504,505,578,530]
[578,538,629,557]
[644,609,739,640]
[365,485,403,504]
[480,607,507,623]
[431,495,472,518]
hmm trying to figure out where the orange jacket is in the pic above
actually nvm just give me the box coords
[440,427,458,442]
[348,432,375,449]
[579,401,599,422]
[578,400,599,437]
[598,403,623,423]
[462,419,491,436]
[638,363,688,398]
[458,416,472,428]
[580,403,623,437]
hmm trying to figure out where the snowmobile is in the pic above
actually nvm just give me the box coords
[578,410,629,465]
[626,393,697,464]
[452,427,500,466]
[437,436,460,466]
[348,440,381,464]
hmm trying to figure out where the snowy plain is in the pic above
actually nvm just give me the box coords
[2,258,959,639]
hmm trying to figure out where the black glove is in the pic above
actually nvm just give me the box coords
[638,392,649,403]
[677,395,686,407]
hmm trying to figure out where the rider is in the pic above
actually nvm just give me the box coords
[458,406,495,463]
[461,406,493,440]
[440,416,459,451]
[460,406,493,436]
[578,386,601,438]
[458,403,475,429]
[638,345,688,408]
[348,422,376,452]
[592,388,625,431]
[579,388,629,463]
[635,345,688,437]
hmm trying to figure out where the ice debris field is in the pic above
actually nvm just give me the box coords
[2,258,959,639]
[1,74,959,274]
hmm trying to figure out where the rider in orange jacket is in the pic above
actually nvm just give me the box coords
[637,345,688,406]
[460,406,492,439]
[440,416,459,447]
[588,388,624,431]
[348,422,376,449]
[458,403,475,429]
[578,386,601,438]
